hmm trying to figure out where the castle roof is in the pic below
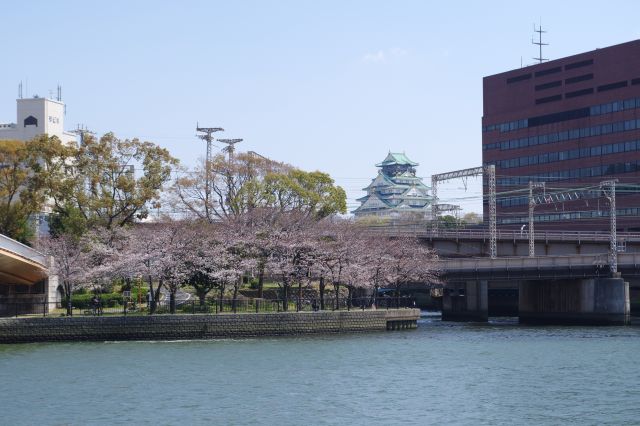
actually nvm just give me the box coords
[375,152,418,167]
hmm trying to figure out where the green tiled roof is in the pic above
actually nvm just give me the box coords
[375,152,419,167]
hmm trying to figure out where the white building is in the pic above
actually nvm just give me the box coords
[0,94,79,237]
[0,96,77,145]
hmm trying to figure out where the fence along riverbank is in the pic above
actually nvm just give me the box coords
[0,296,416,317]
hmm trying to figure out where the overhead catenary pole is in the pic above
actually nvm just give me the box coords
[430,165,496,258]
[486,165,496,259]
[528,181,546,257]
[600,179,618,274]
[431,175,438,234]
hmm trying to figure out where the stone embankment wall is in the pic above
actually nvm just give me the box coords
[0,309,420,343]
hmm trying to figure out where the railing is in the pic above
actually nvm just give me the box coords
[0,297,416,318]
[0,234,47,267]
[365,226,640,242]
[440,251,640,272]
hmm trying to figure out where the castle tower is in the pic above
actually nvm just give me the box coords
[352,152,433,219]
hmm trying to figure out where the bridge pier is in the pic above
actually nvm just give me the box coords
[442,280,488,322]
[519,277,630,325]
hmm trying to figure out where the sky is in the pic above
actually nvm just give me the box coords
[2,0,640,215]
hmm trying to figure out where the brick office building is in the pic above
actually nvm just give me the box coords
[482,39,640,231]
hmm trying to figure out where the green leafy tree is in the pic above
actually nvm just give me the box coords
[0,139,55,243]
[54,132,178,231]
[172,152,289,222]
[261,169,347,218]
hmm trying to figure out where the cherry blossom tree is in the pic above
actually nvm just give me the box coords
[263,212,315,311]
[384,236,440,306]
[38,234,91,315]
[115,221,193,314]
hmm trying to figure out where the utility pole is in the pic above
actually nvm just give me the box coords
[217,138,243,162]
[600,179,618,274]
[196,125,224,219]
[71,125,95,145]
[528,181,546,257]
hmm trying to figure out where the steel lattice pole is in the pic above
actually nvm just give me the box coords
[528,182,545,257]
[601,180,618,274]
[431,176,438,235]
[529,184,535,257]
[487,165,497,259]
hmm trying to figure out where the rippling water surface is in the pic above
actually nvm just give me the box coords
[1,314,639,425]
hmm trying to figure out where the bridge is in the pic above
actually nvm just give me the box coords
[0,234,52,316]
[367,225,638,324]
[436,251,634,325]
[440,252,640,280]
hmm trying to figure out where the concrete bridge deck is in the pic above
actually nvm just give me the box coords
[440,252,640,280]
[0,234,47,285]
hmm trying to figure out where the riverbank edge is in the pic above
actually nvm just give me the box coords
[0,309,420,343]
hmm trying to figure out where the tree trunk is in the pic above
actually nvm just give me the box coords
[148,276,156,314]
[169,290,176,314]
[257,262,265,299]
[282,285,289,312]
[347,286,353,310]
[218,285,225,312]
[319,276,325,310]
[153,279,164,314]
[64,282,73,316]
[334,284,340,310]
[297,281,302,312]
[198,291,206,307]
[372,284,379,308]
[232,283,239,313]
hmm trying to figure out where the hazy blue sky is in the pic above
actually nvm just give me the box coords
[2,1,639,214]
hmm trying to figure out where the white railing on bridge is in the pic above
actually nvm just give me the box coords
[439,252,640,271]
[365,225,640,243]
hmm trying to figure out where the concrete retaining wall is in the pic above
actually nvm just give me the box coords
[0,309,421,343]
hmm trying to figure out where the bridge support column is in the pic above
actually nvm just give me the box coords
[519,277,630,325]
[442,281,488,322]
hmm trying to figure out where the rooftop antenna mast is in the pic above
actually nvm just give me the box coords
[196,124,224,215]
[217,138,243,162]
[532,21,549,64]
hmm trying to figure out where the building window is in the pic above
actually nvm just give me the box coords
[535,66,562,77]
[565,73,593,84]
[564,59,594,70]
[535,94,562,104]
[564,87,593,99]
[23,115,37,127]
[535,80,562,91]
[598,81,628,92]
[506,73,532,84]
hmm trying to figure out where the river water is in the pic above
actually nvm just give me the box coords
[1,314,639,425]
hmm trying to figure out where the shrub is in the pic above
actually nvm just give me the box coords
[71,293,124,309]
